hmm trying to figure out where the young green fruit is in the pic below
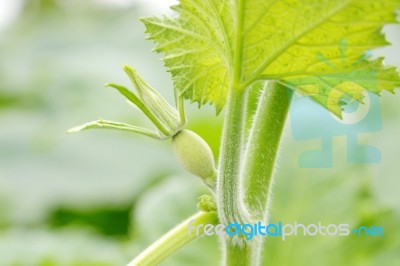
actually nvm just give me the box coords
[172,130,217,189]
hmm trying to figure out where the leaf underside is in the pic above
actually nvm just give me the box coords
[142,0,400,117]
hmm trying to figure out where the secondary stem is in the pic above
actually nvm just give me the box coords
[127,211,218,266]
[243,81,293,220]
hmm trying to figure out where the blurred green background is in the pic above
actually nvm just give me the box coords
[0,0,399,265]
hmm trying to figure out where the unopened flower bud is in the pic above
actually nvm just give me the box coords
[197,195,217,212]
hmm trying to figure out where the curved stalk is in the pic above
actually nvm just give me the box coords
[242,81,293,220]
[127,211,218,266]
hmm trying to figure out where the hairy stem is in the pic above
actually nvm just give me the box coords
[224,239,263,266]
[127,211,218,266]
[217,88,248,226]
[243,81,293,220]
[221,82,292,266]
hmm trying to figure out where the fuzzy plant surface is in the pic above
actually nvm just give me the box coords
[69,0,400,265]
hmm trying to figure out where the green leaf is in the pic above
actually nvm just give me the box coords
[283,56,400,116]
[142,0,400,115]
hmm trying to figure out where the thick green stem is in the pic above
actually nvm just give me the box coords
[127,211,218,266]
[217,88,247,226]
[243,82,293,220]
[221,82,292,266]
[224,239,263,266]
[217,0,246,226]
